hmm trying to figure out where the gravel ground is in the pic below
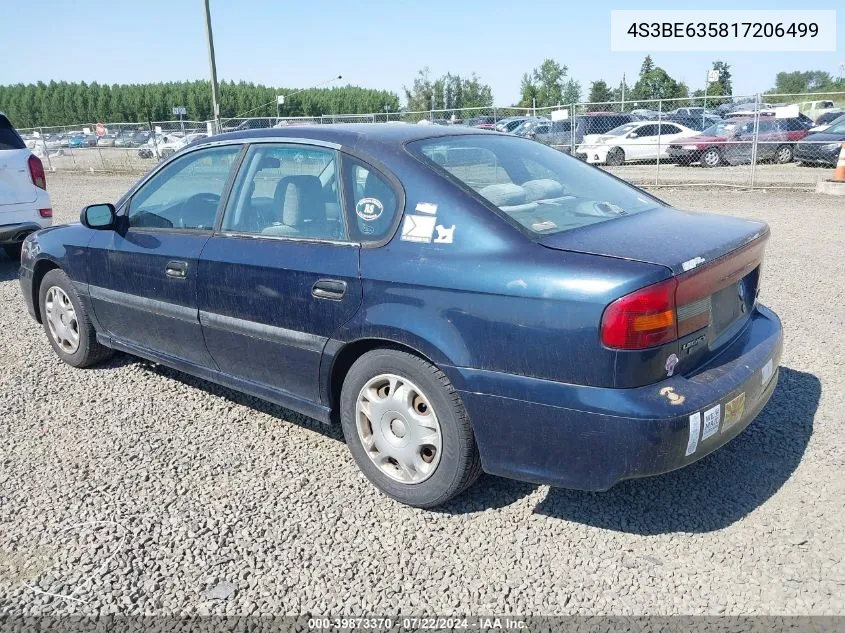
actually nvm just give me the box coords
[1,172,843,616]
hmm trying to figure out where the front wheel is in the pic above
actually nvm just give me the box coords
[701,147,722,168]
[39,269,113,368]
[774,144,794,164]
[340,349,482,508]
[605,147,625,166]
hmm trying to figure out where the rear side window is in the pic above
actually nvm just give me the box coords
[342,156,400,243]
[0,115,26,150]
[222,144,346,241]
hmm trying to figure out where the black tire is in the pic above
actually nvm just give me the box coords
[774,144,794,164]
[701,147,722,168]
[340,348,482,508]
[605,147,625,166]
[2,243,22,261]
[38,268,113,368]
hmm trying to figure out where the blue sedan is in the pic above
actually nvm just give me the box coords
[18,124,782,507]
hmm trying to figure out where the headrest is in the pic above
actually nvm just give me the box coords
[274,175,323,226]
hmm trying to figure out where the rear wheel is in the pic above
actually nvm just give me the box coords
[39,269,113,368]
[605,147,625,166]
[701,147,722,168]
[774,144,794,164]
[340,349,482,508]
[2,243,22,261]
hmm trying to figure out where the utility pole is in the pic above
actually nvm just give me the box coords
[621,73,626,111]
[203,0,221,134]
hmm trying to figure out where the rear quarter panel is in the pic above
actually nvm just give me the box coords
[331,154,670,389]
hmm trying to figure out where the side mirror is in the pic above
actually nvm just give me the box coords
[628,132,638,139]
[81,203,117,230]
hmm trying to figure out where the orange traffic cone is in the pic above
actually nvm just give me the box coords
[833,143,845,182]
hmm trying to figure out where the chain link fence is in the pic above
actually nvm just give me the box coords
[16,93,845,188]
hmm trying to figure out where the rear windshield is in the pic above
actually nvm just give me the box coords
[0,115,26,150]
[408,135,660,236]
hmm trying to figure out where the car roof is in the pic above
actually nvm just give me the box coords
[195,122,498,152]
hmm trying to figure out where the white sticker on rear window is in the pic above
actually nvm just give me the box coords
[701,404,721,441]
[686,412,701,456]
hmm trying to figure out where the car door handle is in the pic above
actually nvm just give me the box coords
[312,279,346,300]
[165,260,188,279]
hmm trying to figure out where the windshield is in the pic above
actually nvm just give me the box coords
[701,121,742,137]
[408,135,661,236]
[826,119,845,134]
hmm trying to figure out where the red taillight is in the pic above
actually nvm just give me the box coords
[28,154,46,190]
[601,278,678,349]
[601,238,767,351]
[39,208,52,218]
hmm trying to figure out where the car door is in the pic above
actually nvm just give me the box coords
[87,144,243,367]
[196,142,364,404]
[625,124,656,161]
[656,123,686,158]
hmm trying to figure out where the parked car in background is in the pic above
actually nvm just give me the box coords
[809,110,844,133]
[0,113,52,260]
[493,116,530,133]
[528,120,573,147]
[664,114,722,132]
[628,109,661,119]
[670,107,705,117]
[97,133,118,147]
[794,117,845,167]
[667,116,810,166]
[68,133,98,148]
[465,116,496,128]
[510,117,551,137]
[799,99,837,124]
[18,124,782,508]
[576,120,700,165]
[550,113,637,153]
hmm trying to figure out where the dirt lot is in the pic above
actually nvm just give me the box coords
[1,172,843,616]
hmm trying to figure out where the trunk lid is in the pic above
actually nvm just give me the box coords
[542,205,769,356]
[538,206,766,275]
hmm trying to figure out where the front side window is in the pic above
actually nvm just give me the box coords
[127,145,241,230]
[221,144,346,240]
[408,135,660,236]
[342,156,400,243]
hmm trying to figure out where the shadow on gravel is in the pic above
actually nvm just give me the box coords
[532,367,819,534]
[0,256,19,282]
[138,361,345,442]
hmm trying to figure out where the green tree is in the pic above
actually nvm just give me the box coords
[519,59,573,107]
[630,57,689,104]
[587,79,614,110]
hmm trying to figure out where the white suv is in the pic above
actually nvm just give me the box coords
[0,113,52,260]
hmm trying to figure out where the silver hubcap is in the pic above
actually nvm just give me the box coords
[704,150,719,166]
[45,286,80,354]
[778,147,791,162]
[356,373,443,484]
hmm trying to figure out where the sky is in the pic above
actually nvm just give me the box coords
[3,0,843,106]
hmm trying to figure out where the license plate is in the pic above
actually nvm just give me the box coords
[723,392,746,432]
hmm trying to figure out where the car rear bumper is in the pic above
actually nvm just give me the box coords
[447,305,783,491]
[0,222,44,245]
